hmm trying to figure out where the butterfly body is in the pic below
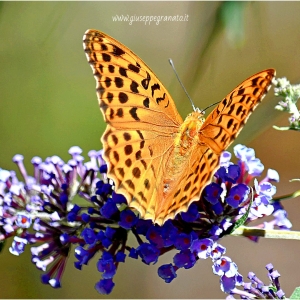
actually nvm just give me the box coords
[83,29,275,225]
[175,111,204,151]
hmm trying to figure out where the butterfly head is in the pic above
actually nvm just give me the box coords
[188,108,206,123]
[180,110,206,141]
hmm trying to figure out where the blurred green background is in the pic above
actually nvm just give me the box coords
[1,1,300,298]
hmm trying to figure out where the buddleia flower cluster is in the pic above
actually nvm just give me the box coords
[0,144,289,297]
[273,76,300,131]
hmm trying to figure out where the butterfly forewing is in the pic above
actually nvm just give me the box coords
[200,69,275,154]
[83,30,183,130]
[83,29,275,225]
[83,29,183,223]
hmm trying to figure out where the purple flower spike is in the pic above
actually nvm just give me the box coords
[213,256,238,277]
[221,272,243,294]
[173,249,196,269]
[81,228,97,245]
[105,227,116,240]
[137,243,160,265]
[211,243,226,260]
[226,165,241,183]
[190,238,213,259]
[158,264,177,283]
[146,226,164,248]
[118,210,138,229]
[212,202,224,215]
[129,248,138,259]
[15,213,32,228]
[96,231,112,249]
[204,183,223,204]
[220,275,238,293]
[95,278,115,295]
[112,192,127,204]
[49,278,61,288]
[99,164,108,174]
[74,247,92,268]
[160,220,178,247]
[276,289,285,298]
[68,146,82,156]
[100,200,119,219]
[216,165,240,183]
[257,182,276,199]
[97,252,116,279]
[116,251,126,263]
[265,263,273,272]
[135,219,152,235]
[231,264,285,298]
[9,236,28,256]
[247,158,264,176]
[180,203,199,222]
[220,151,232,166]
[0,169,11,182]
[273,209,292,229]
[267,169,280,182]
[270,270,280,279]
[0,144,286,296]
[225,184,249,208]
[174,233,192,250]
[234,144,255,161]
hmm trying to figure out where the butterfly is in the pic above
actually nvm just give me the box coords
[83,29,275,225]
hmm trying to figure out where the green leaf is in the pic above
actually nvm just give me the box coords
[220,1,248,47]
[290,286,300,299]
[230,188,253,234]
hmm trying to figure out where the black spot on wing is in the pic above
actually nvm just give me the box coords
[116,108,123,118]
[119,92,128,103]
[123,132,131,141]
[227,118,234,129]
[141,71,151,90]
[128,64,140,73]
[102,53,111,62]
[129,107,140,121]
[130,81,139,93]
[112,45,125,56]
[151,83,160,97]
[119,67,127,77]
[104,77,112,87]
[115,77,124,88]
[107,92,113,103]
[124,145,133,155]
[143,98,150,108]
[156,93,166,105]
[108,65,115,73]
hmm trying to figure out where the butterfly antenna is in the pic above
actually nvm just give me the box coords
[201,101,221,113]
[169,59,196,111]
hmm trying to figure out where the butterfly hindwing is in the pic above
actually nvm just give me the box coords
[155,145,219,224]
[102,124,175,218]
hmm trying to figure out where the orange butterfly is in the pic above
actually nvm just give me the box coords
[83,29,275,225]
